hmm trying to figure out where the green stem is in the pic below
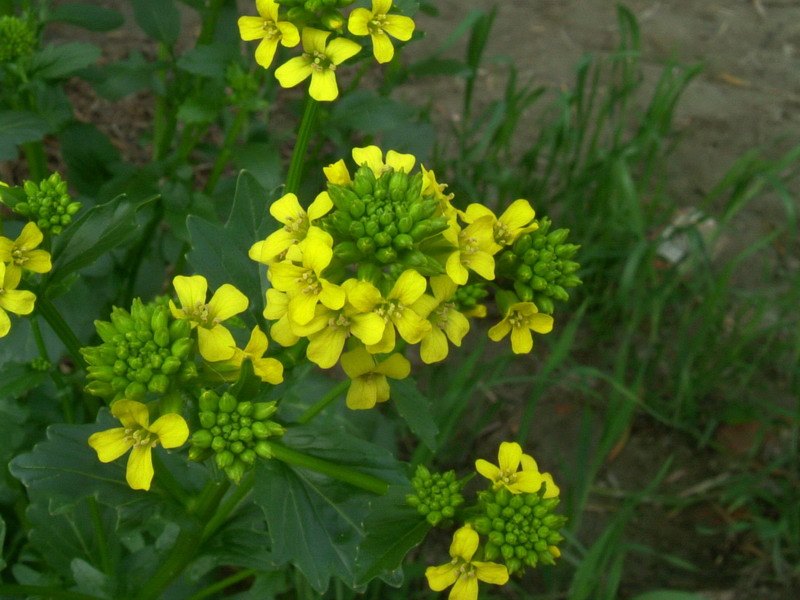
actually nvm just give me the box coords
[0,585,103,600]
[135,480,230,600]
[152,451,192,507]
[203,108,248,194]
[285,96,319,195]
[87,497,112,574]
[201,471,255,542]
[122,200,164,306]
[264,441,390,495]
[186,568,257,600]
[30,315,73,423]
[297,379,349,424]
[35,295,86,370]
[23,141,48,182]
[152,43,174,162]
[196,0,229,46]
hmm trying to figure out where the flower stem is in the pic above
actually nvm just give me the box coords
[30,314,74,422]
[201,471,255,542]
[35,295,86,370]
[186,568,257,600]
[285,95,319,195]
[297,379,349,424]
[23,141,48,182]
[87,497,112,574]
[263,441,390,495]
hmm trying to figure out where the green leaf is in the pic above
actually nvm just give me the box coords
[46,4,125,31]
[354,484,430,586]
[0,362,46,399]
[48,193,156,287]
[0,183,26,209]
[253,426,407,593]
[390,377,438,451]
[0,111,50,161]
[132,0,180,47]
[331,90,415,135]
[176,43,238,79]
[0,515,5,571]
[29,42,101,79]
[177,95,219,124]
[88,52,156,100]
[59,122,122,196]
[631,593,709,600]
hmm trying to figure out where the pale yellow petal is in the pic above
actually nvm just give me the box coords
[126,446,154,491]
[173,275,207,311]
[309,69,339,102]
[348,312,385,346]
[326,37,361,65]
[270,193,303,224]
[88,428,132,463]
[472,562,509,585]
[208,284,248,322]
[302,27,329,54]
[498,442,522,473]
[17,222,43,249]
[382,14,415,41]
[347,7,371,36]
[238,15,267,41]
[111,399,150,429]
[0,289,35,316]
[340,346,376,378]
[371,31,395,64]
[385,150,415,173]
[374,352,410,379]
[307,191,333,222]
[487,319,511,342]
[148,414,189,448]
[425,563,459,592]
[450,574,478,600]
[323,160,352,186]
[346,377,378,409]
[253,357,284,384]
[352,146,384,176]
[449,525,478,562]
[511,470,544,494]
[389,269,426,305]
[510,325,533,354]
[275,56,312,89]
[277,21,299,47]
[244,325,269,357]
[22,249,51,273]
[475,458,500,482]
[307,326,347,369]
[500,198,535,231]
[420,327,448,364]
[198,325,237,361]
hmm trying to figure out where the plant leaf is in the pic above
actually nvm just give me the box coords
[29,42,101,79]
[0,111,50,161]
[390,377,438,450]
[132,0,180,47]
[46,4,125,31]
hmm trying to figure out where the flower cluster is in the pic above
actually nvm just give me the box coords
[16,173,82,235]
[0,15,36,62]
[82,299,197,404]
[238,0,415,100]
[250,146,580,409]
[189,390,285,482]
[417,442,566,600]
[0,222,51,338]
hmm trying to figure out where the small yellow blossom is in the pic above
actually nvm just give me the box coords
[169,275,249,362]
[88,400,189,491]
[462,198,538,246]
[248,191,333,265]
[274,28,361,101]
[520,453,560,498]
[443,217,499,285]
[263,288,300,347]
[488,301,553,354]
[341,346,411,409]
[214,325,284,384]
[0,222,52,281]
[352,145,415,177]
[348,0,415,64]
[475,441,547,495]
[421,165,456,219]
[268,236,345,326]
[0,261,35,338]
[238,0,300,69]
[323,159,352,186]
[425,525,509,600]
[412,275,470,364]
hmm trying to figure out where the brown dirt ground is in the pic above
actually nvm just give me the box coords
[19,1,800,599]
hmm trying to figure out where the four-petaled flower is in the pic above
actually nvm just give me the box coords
[444,217,500,285]
[462,198,538,246]
[88,400,189,491]
[348,0,415,64]
[488,301,553,354]
[0,261,35,338]
[412,275,470,364]
[215,325,285,384]
[0,222,52,281]
[352,145,415,177]
[169,275,249,362]
[475,441,550,495]
[238,0,300,69]
[425,525,509,600]
[275,28,361,101]
[341,346,410,409]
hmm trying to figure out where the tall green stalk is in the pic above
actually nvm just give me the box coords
[285,96,319,195]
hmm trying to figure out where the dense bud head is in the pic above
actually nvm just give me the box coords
[18,173,80,235]
[0,16,36,61]
[406,466,465,526]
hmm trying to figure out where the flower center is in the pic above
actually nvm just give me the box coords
[494,222,513,245]
[369,15,388,34]
[296,270,322,295]
[190,301,218,328]
[306,50,335,73]
[125,427,159,449]
[500,468,518,485]
[376,300,403,322]
[283,211,308,234]
[261,20,280,40]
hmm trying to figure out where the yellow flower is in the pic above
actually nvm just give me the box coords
[347,0,415,64]
[88,400,189,491]
[267,236,345,326]
[488,301,553,354]
[248,191,332,265]
[0,222,52,281]
[341,346,410,409]
[520,453,560,498]
[213,325,284,384]
[263,288,300,346]
[289,280,385,369]
[347,270,430,354]
[323,158,352,186]
[443,217,499,285]
[274,28,361,101]
[462,198,538,246]
[0,261,36,338]
[352,145,415,177]
[169,275,249,362]
[238,0,300,69]
[475,441,547,495]
[412,275,470,364]
[421,164,456,219]
[425,525,509,600]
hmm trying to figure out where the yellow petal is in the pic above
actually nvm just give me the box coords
[255,36,280,69]
[500,198,535,231]
[467,251,496,281]
[374,375,391,403]
[208,284,248,322]
[472,561,509,585]
[302,27,330,54]
[173,275,207,312]
[352,146,385,176]
[198,324,237,361]
[0,289,35,316]
[346,376,378,409]
[288,291,319,326]
[450,574,478,600]
[256,0,277,21]
[420,327,448,364]
[88,427,132,463]
[385,150,415,173]
[389,269,426,305]
[304,237,333,274]
[238,15,267,41]
[449,525,478,562]
[520,453,539,473]
[17,222,44,249]
[327,37,361,65]
[308,191,333,221]
[529,311,554,334]
[323,160,352,186]
[445,252,468,285]
[275,56,312,89]
[270,316,300,346]
[309,69,339,102]
[126,446,154,491]
[0,308,10,338]
[498,441,522,473]
[463,203,494,224]
[319,281,346,311]
[22,249,52,273]
[374,352,410,379]
[340,346,376,378]
[347,7,371,36]
[111,399,150,429]
[510,325,533,354]
[348,312,385,346]
[475,458,500,482]
[244,325,269,357]
[373,0,392,15]
[264,289,289,320]
[251,230,295,264]
[430,274,457,302]
[270,193,303,224]
[383,14,415,41]
[393,309,430,345]
[346,280,382,311]
[511,470,544,494]
[307,326,347,369]
[366,323,395,354]
[149,414,189,448]
[487,319,511,342]
[277,21,299,47]
[371,31,395,64]
[541,472,561,498]
[425,562,459,592]
[444,310,469,346]
[253,357,284,384]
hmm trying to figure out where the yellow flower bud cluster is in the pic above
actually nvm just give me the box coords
[237,0,415,101]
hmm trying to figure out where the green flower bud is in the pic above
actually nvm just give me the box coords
[85,380,113,397]
[225,459,247,483]
[171,338,193,360]
[148,374,170,394]
[376,247,397,264]
[240,449,257,465]
[199,411,217,429]
[211,436,227,452]
[254,441,273,459]
[357,237,376,256]
[252,402,277,420]
[535,296,554,315]
[215,450,234,469]
[169,318,192,341]
[124,381,147,402]
[353,166,376,196]
[192,430,213,448]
